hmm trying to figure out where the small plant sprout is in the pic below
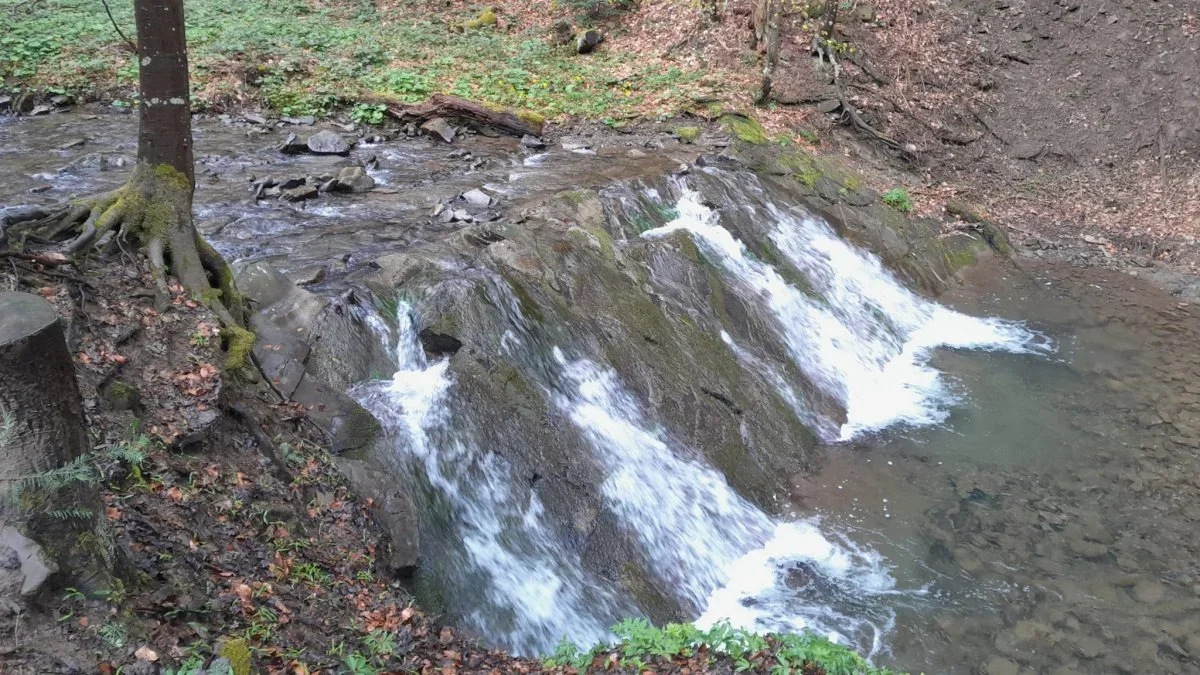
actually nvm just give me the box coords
[883,187,913,213]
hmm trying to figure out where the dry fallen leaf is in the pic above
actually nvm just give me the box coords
[134,645,159,662]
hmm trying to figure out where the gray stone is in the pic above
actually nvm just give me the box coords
[421,117,456,143]
[0,526,57,596]
[335,166,375,193]
[306,129,352,155]
[281,185,319,202]
[488,240,544,276]
[278,132,307,154]
[461,188,492,207]
[561,138,593,152]
[985,657,1019,675]
[1073,635,1106,658]
[816,98,843,114]
[1133,580,1166,604]
[291,265,326,286]
[335,457,420,576]
[576,29,604,54]
[521,134,546,149]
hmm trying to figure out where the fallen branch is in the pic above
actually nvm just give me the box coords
[0,250,70,266]
[374,94,543,137]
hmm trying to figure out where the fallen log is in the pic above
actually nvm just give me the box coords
[376,94,544,138]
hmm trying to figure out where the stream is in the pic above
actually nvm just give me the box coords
[3,112,1199,674]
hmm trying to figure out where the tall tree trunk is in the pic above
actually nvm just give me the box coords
[131,0,212,299]
[135,0,194,185]
[0,293,112,597]
[755,0,782,105]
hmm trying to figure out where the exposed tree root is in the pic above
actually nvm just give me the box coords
[812,35,916,163]
[1,163,252,368]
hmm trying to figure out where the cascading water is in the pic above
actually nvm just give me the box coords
[548,350,899,653]
[352,168,1050,660]
[352,304,625,655]
[641,172,1049,440]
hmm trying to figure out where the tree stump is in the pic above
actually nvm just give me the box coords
[0,292,110,598]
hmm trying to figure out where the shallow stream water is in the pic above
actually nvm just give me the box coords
[3,112,1198,674]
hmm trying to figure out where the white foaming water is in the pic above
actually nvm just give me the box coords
[643,185,1048,440]
[353,304,619,655]
[551,350,897,653]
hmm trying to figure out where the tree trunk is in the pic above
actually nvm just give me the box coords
[130,0,214,301]
[135,0,194,186]
[0,293,111,597]
[756,0,783,105]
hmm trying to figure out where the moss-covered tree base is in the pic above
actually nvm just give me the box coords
[0,162,252,368]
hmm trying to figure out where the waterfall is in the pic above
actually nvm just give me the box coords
[352,169,1050,660]
[642,177,1049,440]
[549,350,899,654]
[352,303,624,655]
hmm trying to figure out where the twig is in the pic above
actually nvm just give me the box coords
[972,110,1008,145]
[100,0,138,53]
[0,251,69,266]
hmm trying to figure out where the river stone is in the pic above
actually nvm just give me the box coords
[1133,580,1165,604]
[984,657,1019,675]
[334,457,420,577]
[418,328,463,356]
[306,129,351,155]
[487,240,543,276]
[521,134,546,149]
[1072,635,1105,659]
[462,188,492,207]
[421,117,456,143]
[281,185,319,202]
[575,29,604,54]
[335,166,375,193]
[291,265,326,286]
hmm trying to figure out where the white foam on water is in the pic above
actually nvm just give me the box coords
[353,304,617,655]
[550,350,897,655]
[643,187,1049,440]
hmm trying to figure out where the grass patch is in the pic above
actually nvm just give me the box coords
[0,0,708,120]
[882,187,913,213]
[546,619,897,675]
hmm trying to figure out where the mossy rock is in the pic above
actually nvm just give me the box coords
[673,126,701,144]
[719,113,769,145]
[464,7,497,29]
[100,379,140,412]
[217,637,252,675]
[517,109,546,126]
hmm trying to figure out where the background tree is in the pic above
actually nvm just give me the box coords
[753,0,782,105]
